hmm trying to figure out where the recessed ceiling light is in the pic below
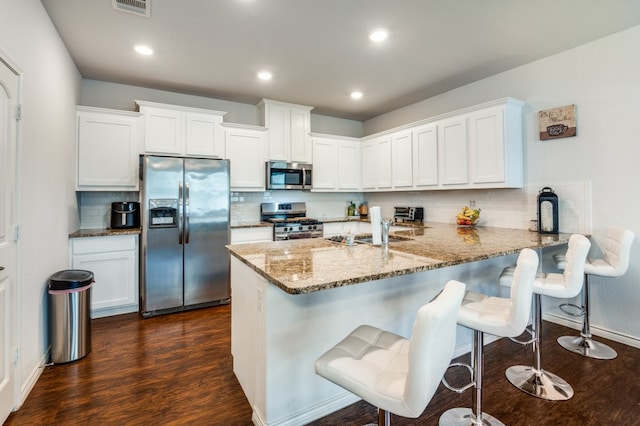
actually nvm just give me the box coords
[350,91,363,100]
[257,71,273,81]
[134,45,153,56]
[369,28,388,42]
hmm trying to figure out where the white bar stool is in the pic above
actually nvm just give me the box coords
[440,248,539,426]
[314,280,466,426]
[553,227,634,360]
[499,234,591,401]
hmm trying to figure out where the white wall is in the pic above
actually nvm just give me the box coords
[365,26,640,344]
[0,0,82,407]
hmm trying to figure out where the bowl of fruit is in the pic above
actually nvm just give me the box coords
[456,206,481,227]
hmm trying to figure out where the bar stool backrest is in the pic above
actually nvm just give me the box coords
[585,228,635,277]
[404,280,466,416]
[557,234,591,297]
[507,248,539,336]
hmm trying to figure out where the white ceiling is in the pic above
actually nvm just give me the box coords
[40,0,640,121]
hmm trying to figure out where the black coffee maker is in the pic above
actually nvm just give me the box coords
[110,202,140,229]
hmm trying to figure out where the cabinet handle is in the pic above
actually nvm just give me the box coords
[0,266,4,271]
[185,182,190,244]
[178,181,183,245]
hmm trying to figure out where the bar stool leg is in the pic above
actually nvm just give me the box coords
[557,275,618,360]
[505,294,574,401]
[440,330,504,426]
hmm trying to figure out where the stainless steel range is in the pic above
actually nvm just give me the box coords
[261,202,323,241]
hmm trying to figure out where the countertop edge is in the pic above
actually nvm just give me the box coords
[69,228,141,238]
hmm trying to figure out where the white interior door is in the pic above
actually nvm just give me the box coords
[0,56,19,422]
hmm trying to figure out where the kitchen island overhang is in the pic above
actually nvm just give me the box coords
[227,224,572,426]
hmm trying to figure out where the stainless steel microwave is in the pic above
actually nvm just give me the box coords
[266,161,312,190]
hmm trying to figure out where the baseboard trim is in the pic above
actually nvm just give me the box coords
[543,312,640,350]
[16,350,48,410]
[251,391,360,426]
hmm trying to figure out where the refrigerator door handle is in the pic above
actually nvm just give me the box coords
[185,181,190,244]
[178,181,183,245]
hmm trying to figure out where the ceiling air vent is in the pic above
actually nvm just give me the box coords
[112,0,150,17]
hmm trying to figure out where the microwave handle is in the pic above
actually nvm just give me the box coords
[303,167,310,189]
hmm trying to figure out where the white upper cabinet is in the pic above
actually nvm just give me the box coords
[76,106,142,191]
[223,123,268,191]
[468,100,523,187]
[361,97,524,192]
[311,135,361,191]
[136,100,226,158]
[258,99,313,164]
[362,135,392,191]
[311,137,337,190]
[391,130,413,188]
[337,139,361,190]
[412,123,439,188]
[438,116,468,186]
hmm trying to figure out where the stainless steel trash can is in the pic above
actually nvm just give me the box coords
[48,269,94,363]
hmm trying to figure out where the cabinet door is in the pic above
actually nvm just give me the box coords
[311,138,337,190]
[361,140,376,190]
[469,106,505,184]
[322,222,344,237]
[143,106,183,154]
[77,110,140,190]
[289,107,311,163]
[72,250,137,317]
[225,127,266,191]
[412,123,439,187]
[231,227,273,244]
[391,131,413,188]
[375,136,392,189]
[438,117,468,185]
[338,140,361,190]
[185,112,224,158]
[266,104,289,161]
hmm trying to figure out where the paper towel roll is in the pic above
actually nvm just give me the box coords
[370,206,382,245]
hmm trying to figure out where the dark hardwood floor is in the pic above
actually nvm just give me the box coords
[5,304,640,425]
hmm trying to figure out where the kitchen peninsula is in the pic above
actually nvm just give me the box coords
[227,224,570,426]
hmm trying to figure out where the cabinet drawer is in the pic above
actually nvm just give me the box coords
[71,235,138,255]
[231,227,273,243]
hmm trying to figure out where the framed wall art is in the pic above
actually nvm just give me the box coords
[539,104,576,140]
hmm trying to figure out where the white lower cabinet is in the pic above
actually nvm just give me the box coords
[230,227,273,244]
[70,235,139,318]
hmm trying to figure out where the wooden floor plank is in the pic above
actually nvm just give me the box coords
[5,304,640,425]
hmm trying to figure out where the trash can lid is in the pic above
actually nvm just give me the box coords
[49,269,94,291]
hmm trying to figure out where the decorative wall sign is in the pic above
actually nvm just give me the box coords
[539,104,576,140]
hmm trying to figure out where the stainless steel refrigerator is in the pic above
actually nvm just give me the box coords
[140,155,230,317]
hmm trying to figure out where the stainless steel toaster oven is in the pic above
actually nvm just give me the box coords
[393,206,424,222]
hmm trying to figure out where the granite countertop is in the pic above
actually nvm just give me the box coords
[226,222,572,295]
[230,221,273,229]
[69,228,141,238]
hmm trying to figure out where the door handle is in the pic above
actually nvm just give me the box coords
[185,182,190,244]
[178,181,183,245]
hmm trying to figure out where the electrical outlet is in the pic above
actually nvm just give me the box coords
[469,199,476,207]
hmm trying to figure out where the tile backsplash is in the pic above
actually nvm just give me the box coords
[364,180,592,234]
[78,180,591,235]
[78,191,140,229]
